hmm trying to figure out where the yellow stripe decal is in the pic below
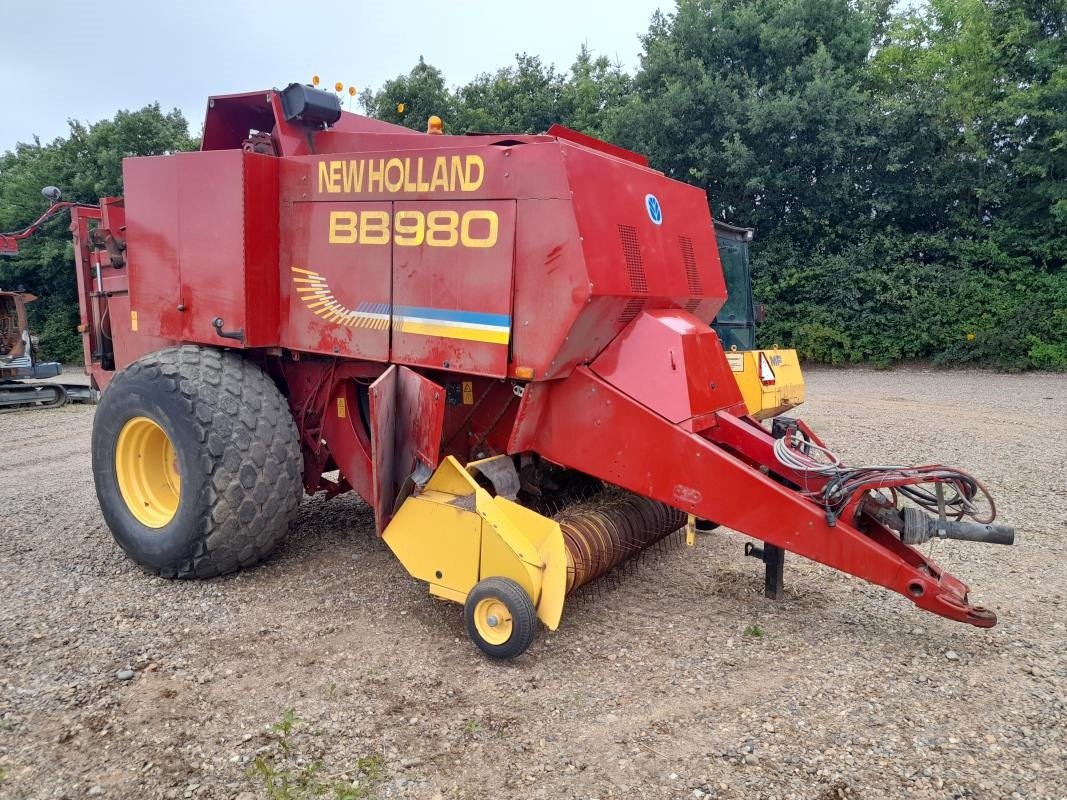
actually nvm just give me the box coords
[290,266,509,341]
[400,320,511,345]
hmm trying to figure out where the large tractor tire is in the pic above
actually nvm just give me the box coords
[91,345,303,578]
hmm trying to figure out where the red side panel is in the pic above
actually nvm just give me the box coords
[367,366,445,532]
[282,201,392,360]
[564,143,725,315]
[241,155,281,343]
[369,367,397,532]
[509,199,590,379]
[124,150,279,348]
[546,124,649,167]
[390,200,516,378]
[590,310,745,425]
[395,366,445,472]
[174,153,243,343]
[123,158,181,341]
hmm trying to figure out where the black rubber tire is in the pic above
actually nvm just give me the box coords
[695,518,719,532]
[91,345,303,578]
[464,577,538,660]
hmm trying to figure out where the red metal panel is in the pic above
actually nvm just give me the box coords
[590,310,745,424]
[175,151,247,344]
[364,366,445,532]
[390,200,516,378]
[283,141,570,205]
[173,151,273,346]
[510,144,731,380]
[125,150,279,348]
[369,367,397,532]
[99,294,174,379]
[509,199,591,379]
[395,366,445,475]
[281,200,392,360]
[563,142,726,313]
[241,155,281,345]
[546,124,649,166]
[321,379,377,503]
[123,156,181,340]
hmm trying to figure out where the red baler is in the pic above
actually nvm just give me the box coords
[52,84,1012,658]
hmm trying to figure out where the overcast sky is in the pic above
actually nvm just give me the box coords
[1,0,670,152]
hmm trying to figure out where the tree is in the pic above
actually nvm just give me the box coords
[363,50,633,138]
[359,57,455,133]
[869,0,1066,367]
[616,0,887,241]
[615,0,1064,369]
[453,54,562,133]
[558,47,634,138]
[0,105,196,361]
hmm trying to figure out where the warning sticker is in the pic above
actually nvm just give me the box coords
[758,352,776,385]
[726,353,745,372]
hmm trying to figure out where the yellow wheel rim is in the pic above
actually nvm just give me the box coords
[115,416,181,528]
[473,597,513,646]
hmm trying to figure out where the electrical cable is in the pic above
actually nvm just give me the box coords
[773,432,996,524]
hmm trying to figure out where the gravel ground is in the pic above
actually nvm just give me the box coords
[1,366,1064,800]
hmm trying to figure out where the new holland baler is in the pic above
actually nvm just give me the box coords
[62,84,1013,658]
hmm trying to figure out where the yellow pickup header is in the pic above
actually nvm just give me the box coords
[317,155,485,195]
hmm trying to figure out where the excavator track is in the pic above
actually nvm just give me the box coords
[0,380,94,412]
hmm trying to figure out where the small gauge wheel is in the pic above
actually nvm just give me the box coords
[464,577,537,659]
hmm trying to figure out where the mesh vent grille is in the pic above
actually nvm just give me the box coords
[618,298,645,324]
[684,299,701,313]
[618,225,648,293]
[680,236,701,294]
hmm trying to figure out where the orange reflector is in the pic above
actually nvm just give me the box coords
[758,352,776,386]
[514,366,534,380]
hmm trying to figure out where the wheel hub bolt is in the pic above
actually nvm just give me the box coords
[487,615,499,627]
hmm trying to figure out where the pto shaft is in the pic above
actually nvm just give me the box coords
[875,506,1015,546]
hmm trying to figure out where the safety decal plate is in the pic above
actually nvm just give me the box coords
[726,352,745,372]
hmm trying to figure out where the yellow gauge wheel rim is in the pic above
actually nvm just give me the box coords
[115,416,181,528]
[473,597,513,646]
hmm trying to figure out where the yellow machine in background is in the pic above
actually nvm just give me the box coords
[712,220,805,420]
[724,346,805,421]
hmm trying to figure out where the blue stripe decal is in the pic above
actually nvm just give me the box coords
[395,306,510,328]
[353,302,510,328]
